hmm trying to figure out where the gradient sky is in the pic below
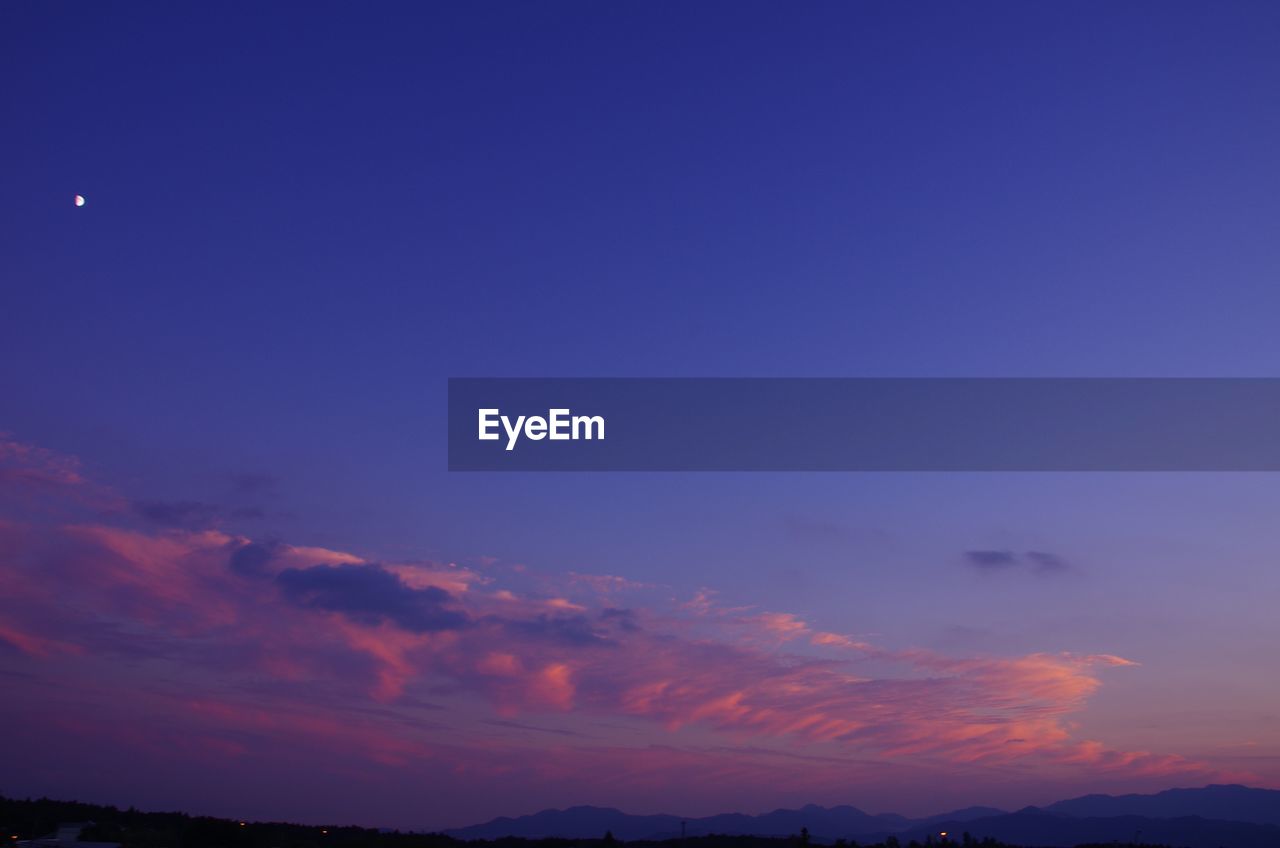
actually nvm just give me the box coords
[3,0,1280,831]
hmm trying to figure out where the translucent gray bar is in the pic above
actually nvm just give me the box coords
[447,378,1280,471]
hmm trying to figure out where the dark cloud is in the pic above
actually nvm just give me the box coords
[506,613,613,646]
[964,549,1019,569]
[276,563,469,632]
[228,541,281,577]
[964,549,1072,575]
[600,607,640,631]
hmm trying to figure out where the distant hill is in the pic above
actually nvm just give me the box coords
[8,789,1280,848]
[1045,784,1280,825]
[915,807,1008,827]
[445,785,1280,843]
[906,809,1280,848]
[680,805,909,840]
[443,803,993,841]
[442,808,683,842]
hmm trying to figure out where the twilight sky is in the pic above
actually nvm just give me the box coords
[3,0,1280,830]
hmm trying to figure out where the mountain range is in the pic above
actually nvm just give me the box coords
[443,784,1280,847]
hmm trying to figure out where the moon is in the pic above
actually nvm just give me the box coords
[74,194,86,207]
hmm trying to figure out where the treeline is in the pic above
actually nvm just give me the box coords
[0,797,1174,848]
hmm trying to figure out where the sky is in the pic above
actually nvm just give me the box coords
[3,0,1280,831]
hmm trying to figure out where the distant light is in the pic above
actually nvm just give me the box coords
[239,823,246,828]
[74,195,86,207]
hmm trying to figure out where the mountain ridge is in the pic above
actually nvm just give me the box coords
[906,811,1280,848]
[443,785,1280,841]
[1045,783,1280,825]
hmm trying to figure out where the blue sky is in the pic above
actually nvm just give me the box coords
[3,0,1280,826]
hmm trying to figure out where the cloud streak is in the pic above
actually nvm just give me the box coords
[0,437,1244,824]
[963,549,1074,575]
[0,515,1194,777]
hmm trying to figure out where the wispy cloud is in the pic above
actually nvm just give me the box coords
[0,437,1240,818]
[964,549,1074,575]
[964,549,1020,570]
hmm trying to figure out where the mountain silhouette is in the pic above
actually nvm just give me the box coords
[906,810,1280,848]
[443,804,913,840]
[443,808,682,841]
[914,806,1008,827]
[1045,783,1280,825]
[444,785,1280,843]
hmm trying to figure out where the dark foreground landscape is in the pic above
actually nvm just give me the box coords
[5,787,1280,848]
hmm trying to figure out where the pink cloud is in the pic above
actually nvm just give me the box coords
[0,437,1259,823]
[0,507,1228,786]
[0,435,87,487]
[0,619,84,658]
